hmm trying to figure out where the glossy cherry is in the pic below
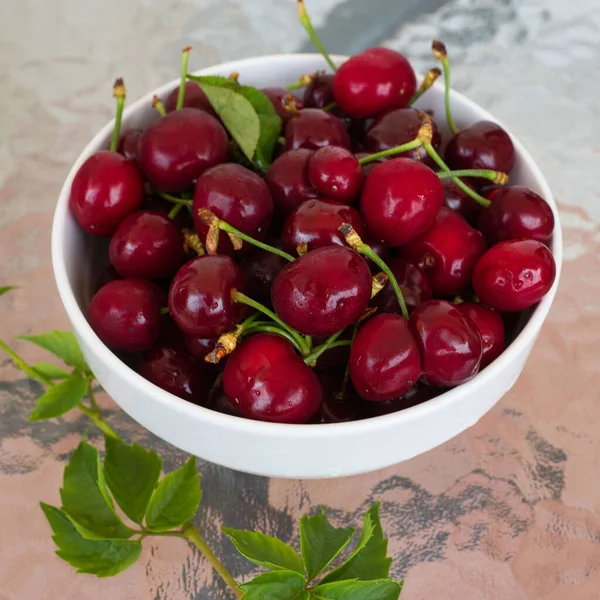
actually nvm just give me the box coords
[478,185,554,244]
[333,47,417,118]
[184,335,219,365]
[138,108,228,193]
[350,313,421,401]
[165,81,216,116]
[303,73,334,109]
[240,245,288,303]
[70,151,144,236]
[109,210,186,279]
[193,163,274,254]
[88,279,163,352]
[442,178,481,226]
[472,239,556,312]
[311,369,365,423]
[223,333,322,424]
[366,382,442,417]
[168,255,246,337]
[456,302,505,368]
[401,206,486,296]
[262,87,303,123]
[409,299,483,387]
[117,129,142,164]
[271,246,371,337]
[360,158,444,246]
[281,198,366,254]
[284,108,350,152]
[307,146,363,203]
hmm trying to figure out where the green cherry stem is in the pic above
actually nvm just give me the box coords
[156,191,193,206]
[109,78,126,152]
[408,67,442,105]
[297,0,337,72]
[336,326,358,400]
[285,74,313,90]
[322,101,337,112]
[437,169,508,185]
[358,139,422,165]
[152,95,167,117]
[168,204,184,220]
[432,40,458,135]
[303,330,344,366]
[78,404,120,440]
[242,325,304,354]
[176,47,192,111]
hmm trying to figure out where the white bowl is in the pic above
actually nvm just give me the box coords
[52,54,562,479]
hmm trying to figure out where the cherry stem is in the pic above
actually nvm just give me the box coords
[168,204,183,220]
[358,139,422,165]
[156,191,193,206]
[297,0,337,73]
[303,330,345,366]
[437,169,508,185]
[422,143,491,208]
[285,74,313,90]
[242,324,304,354]
[152,95,167,117]
[109,78,126,152]
[232,291,310,355]
[432,40,458,135]
[176,47,192,111]
[337,326,357,400]
[408,67,442,105]
[78,403,120,440]
[322,101,337,112]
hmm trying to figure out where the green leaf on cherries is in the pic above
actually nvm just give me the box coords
[300,507,355,581]
[18,330,89,373]
[319,503,391,584]
[0,285,19,297]
[104,436,162,525]
[145,457,201,532]
[31,362,71,380]
[310,578,402,600]
[41,503,142,577]
[238,570,307,599]
[29,370,89,421]
[60,440,135,540]
[222,527,304,574]
[187,74,240,89]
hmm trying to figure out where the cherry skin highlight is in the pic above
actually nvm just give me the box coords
[307,146,364,203]
[284,108,350,152]
[456,302,505,368]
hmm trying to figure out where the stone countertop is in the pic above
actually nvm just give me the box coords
[1,0,599,598]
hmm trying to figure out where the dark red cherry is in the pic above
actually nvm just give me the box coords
[138,108,228,193]
[281,198,366,254]
[363,233,390,269]
[364,108,441,167]
[284,108,350,152]
[184,334,218,363]
[371,257,432,315]
[366,382,442,417]
[445,121,515,178]
[333,47,416,118]
[240,245,288,303]
[311,369,365,423]
[88,279,163,352]
[409,299,483,387]
[223,333,322,424]
[472,239,556,312]
[360,158,444,246]
[141,194,192,229]
[117,129,142,164]
[456,302,505,368]
[109,210,186,279]
[138,342,210,405]
[442,178,481,226]
[303,73,335,109]
[264,149,318,218]
[168,255,246,337]
[350,313,421,401]
[478,185,554,244]
[271,246,371,337]
[95,265,121,292]
[313,329,353,369]
[70,151,144,236]
[307,146,363,203]
[165,81,216,116]
[401,206,486,296]
[355,153,382,176]
[262,87,303,123]
[208,383,239,417]
[192,163,273,255]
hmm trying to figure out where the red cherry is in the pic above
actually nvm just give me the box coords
[70,151,144,236]
[366,382,442,417]
[223,333,322,424]
[409,299,483,386]
[138,108,228,193]
[271,246,371,337]
[472,239,556,312]
[192,163,273,255]
[359,158,444,246]
[284,108,350,152]
[168,255,246,337]
[281,198,366,254]
[184,335,219,367]
[307,146,364,203]
[165,81,216,116]
[478,185,555,244]
[350,313,421,401]
[442,178,481,226]
[109,210,186,279]
[117,129,142,164]
[363,233,390,270]
[303,74,334,109]
[88,279,163,353]
[311,369,365,423]
[456,302,505,368]
[401,206,486,296]
[333,47,416,118]
[240,246,288,303]
[262,87,303,123]
[208,383,239,417]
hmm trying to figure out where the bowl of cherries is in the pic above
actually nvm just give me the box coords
[52,3,561,478]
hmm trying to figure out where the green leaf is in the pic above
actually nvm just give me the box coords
[236,85,281,169]
[187,74,240,89]
[196,82,260,162]
[104,436,162,525]
[239,570,306,600]
[300,507,355,581]
[18,330,88,372]
[320,504,391,584]
[0,285,18,297]
[311,579,402,600]
[222,527,304,574]
[32,362,71,380]
[29,370,89,421]
[60,440,134,539]
[41,503,141,577]
[145,457,201,532]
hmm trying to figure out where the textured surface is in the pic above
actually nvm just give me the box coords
[1,0,600,598]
